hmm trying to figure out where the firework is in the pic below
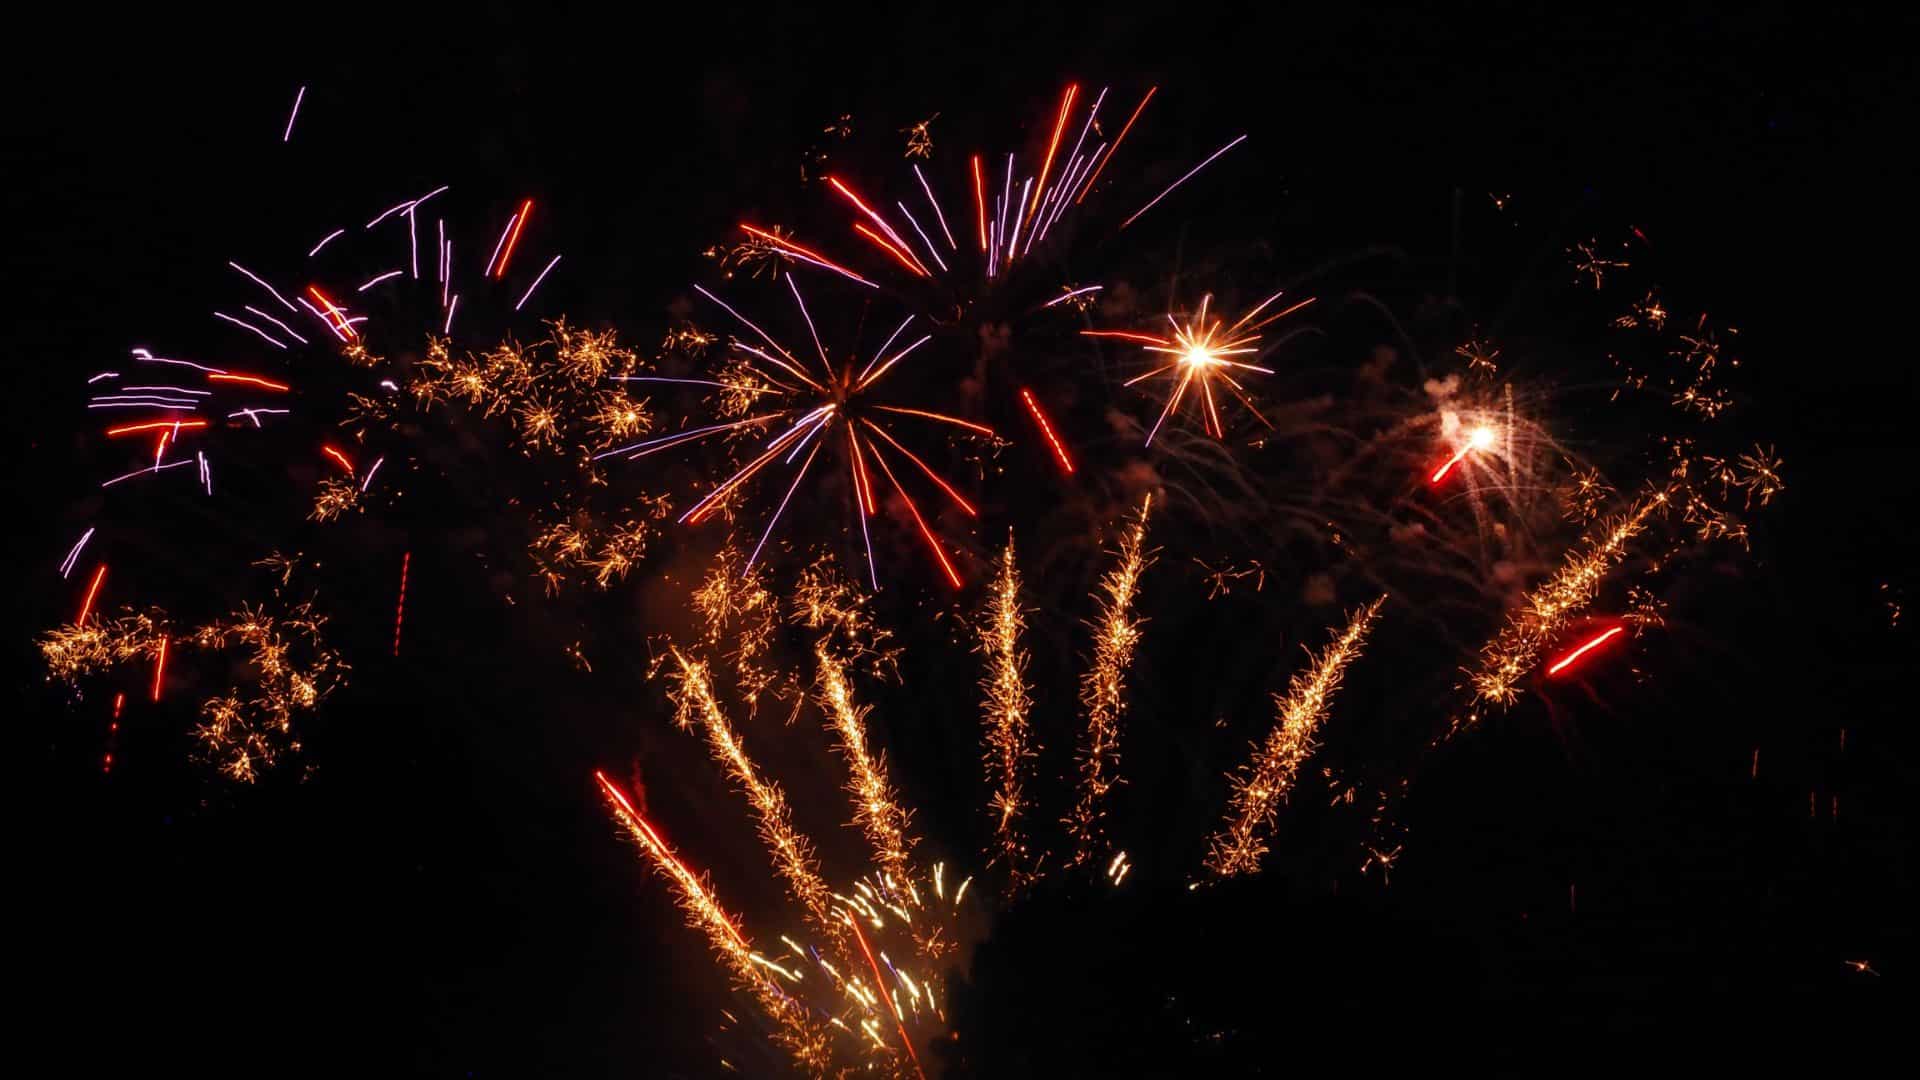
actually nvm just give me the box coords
[1065,494,1155,866]
[594,772,832,1073]
[39,557,346,782]
[665,648,839,937]
[1204,597,1385,878]
[816,646,918,880]
[1461,491,1665,722]
[976,538,1038,889]
[601,281,990,587]
[1084,292,1316,444]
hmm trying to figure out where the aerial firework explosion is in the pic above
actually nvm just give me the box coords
[27,65,1821,1078]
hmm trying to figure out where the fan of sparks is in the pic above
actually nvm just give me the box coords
[597,279,994,589]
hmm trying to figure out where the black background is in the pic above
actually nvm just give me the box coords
[8,3,1914,1075]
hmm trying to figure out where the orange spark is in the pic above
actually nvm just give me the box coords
[320,445,355,473]
[495,199,532,278]
[208,373,291,392]
[1030,84,1078,221]
[106,420,208,437]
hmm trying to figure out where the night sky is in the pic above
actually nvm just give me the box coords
[10,5,1914,1076]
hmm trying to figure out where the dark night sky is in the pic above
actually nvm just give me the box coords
[8,4,1915,1076]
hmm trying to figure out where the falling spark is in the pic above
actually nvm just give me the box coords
[60,528,95,578]
[282,86,306,142]
[1078,86,1156,204]
[1121,133,1246,229]
[514,255,561,311]
[1066,495,1154,865]
[1204,597,1385,878]
[150,634,168,701]
[77,564,107,623]
[391,551,410,658]
[307,229,345,257]
[1546,625,1626,677]
[1019,388,1075,474]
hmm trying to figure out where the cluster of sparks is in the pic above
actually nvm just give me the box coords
[40,557,344,782]
[1203,597,1385,877]
[976,540,1037,886]
[1064,495,1154,866]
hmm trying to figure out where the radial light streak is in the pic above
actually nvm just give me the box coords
[1204,597,1385,878]
[513,255,561,311]
[213,311,287,349]
[1077,85,1155,204]
[208,373,291,392]
[77,564,107,624]
[282,86,305,142]
[1121,133,1247,229]
[1547,625,1627,677]
[652,286,986,586]
[307,229,345,257]
[391,551,410,657]
[150,634,168,701]
[60,528,95,578]
[1065,495,1154,865]
[1018,388,1074,474]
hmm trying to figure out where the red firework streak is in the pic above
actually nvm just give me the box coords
[847,915,927,1080]
[1547,625,1626,677]
[392,551,410,657]
[1020,388,1075,474]
[150,635,168,701]
[104,692,125,774]
[321,444,355,473]
[77,564,108,623]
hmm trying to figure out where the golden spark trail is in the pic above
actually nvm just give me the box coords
[593,772,831,1074]
[815,646,916,879]
[1204,597,1385,878]
[1065,495,1154,866]
[667,649,837,935]
[977,538,1037,887]
[1459,492,1665,727]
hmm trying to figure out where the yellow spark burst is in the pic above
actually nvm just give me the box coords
[1204,597,1385,878]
